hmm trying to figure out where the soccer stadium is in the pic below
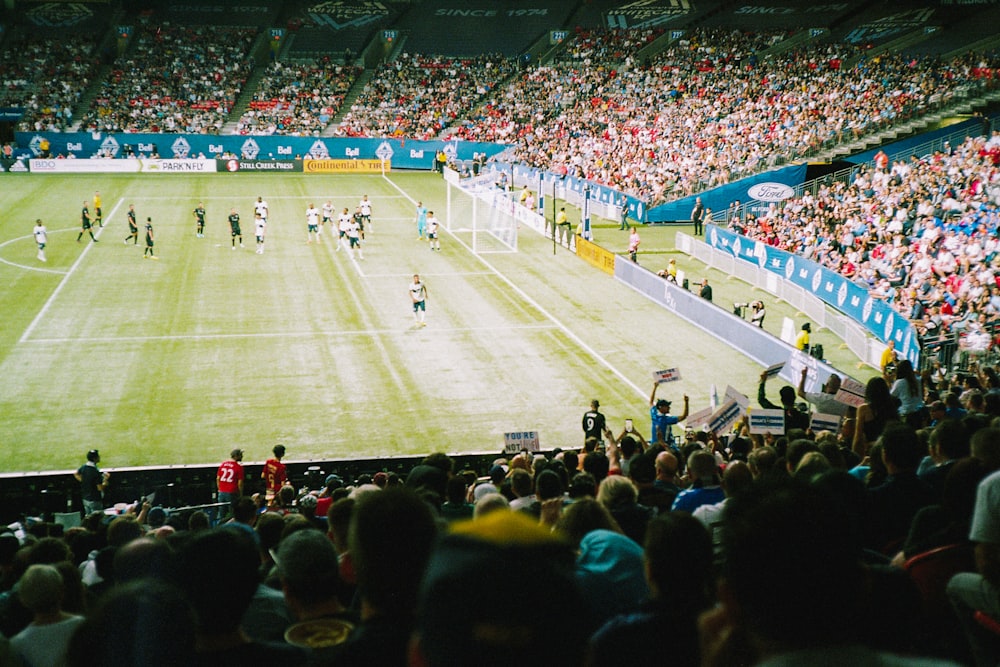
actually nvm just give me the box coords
[1,0,1000,662]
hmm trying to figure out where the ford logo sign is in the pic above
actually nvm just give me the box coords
[747,182,794,202]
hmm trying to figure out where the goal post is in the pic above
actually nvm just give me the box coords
[443,168,518,254]
[473,188,518,254]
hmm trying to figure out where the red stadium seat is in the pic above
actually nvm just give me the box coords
[904,543,976,614]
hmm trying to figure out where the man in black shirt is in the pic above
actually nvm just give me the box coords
[193,202,206,238]
[77,202,98,243]
[124,204,138,245]
[74,449,109,516]
[582,399,607,443]
[691,197,705,236]
[699,278,713,302]
[229,208,243,249]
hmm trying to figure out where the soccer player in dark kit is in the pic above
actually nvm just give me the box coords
[229,208,243,249]
[124,204,138,245]
[143,218,158,259]
[77,201,97,243]
[194,202,206,238]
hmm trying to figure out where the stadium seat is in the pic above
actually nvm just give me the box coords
[974,610,1000,637]
[904,543,976,613]
[904,542,976,656]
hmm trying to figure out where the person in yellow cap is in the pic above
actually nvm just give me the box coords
[412,511,587,667]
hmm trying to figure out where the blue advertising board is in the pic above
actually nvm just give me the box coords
[0,107,23,122]
[644,164,808,223]
[12,132,507,170]
[491,162,809,225]
[704,223,920,365]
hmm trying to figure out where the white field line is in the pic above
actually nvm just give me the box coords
[22,323,559,345]
[19,198,124,344]
[0,229,71,275]
[363,271,494,278]
[381,174,648,400]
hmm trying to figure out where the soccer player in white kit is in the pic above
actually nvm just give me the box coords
[345,214,364,260]
[320,200,333,242]
[427,211,441,251]
[306,203,320,244]
[254,196,269,223]
[33,219,47,262]
[359,195,372,234]
[410,274,427,326]
[337,207,351,252]
[254,212,267,254]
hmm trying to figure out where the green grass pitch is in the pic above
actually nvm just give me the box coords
[0,172,870,473]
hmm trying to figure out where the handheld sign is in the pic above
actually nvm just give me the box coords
[763,361,785,379]
[653,368,681,383]
[504,431,540,454]
[834,377,866,408]
[810,412,842,433]
[708,400,742,434]
[724,385,750,411]
[686,405,714,432]
[749,409,785,435]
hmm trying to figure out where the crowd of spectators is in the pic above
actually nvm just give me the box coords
[729,133,1000,363]
[3,361,1000,664]
[77,22,256,134]
[7,24,998,212]
[0,34,99,133]
[463,29,998,203]
[234,59,361,136]
[334,53,518,140]
[553,26,665,64]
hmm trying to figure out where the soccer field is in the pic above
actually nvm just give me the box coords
[0,171,815,473]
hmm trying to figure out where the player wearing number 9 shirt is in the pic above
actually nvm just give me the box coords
[217,449,245,515]
[582,399,606,443]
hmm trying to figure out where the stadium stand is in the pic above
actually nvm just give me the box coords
[234,59,361,136]
[334,52,518,139]
[486,28,998,204]
[392,0,578,58]
[282,0,401,61]
[76,22,258,135]
[726,133,1000,370]
[282,25,373,61]
[552,26,666,64]
[0,34,100,133]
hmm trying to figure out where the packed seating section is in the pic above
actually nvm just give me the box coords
[0,34,99,133]
[76,22,257,135]
[235,59,360,136]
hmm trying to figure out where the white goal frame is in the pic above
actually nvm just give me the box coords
[443,169,518,254]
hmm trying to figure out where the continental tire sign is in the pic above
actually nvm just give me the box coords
[303,159,388,173]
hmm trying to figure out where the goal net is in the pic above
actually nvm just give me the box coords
[444,170,518,254]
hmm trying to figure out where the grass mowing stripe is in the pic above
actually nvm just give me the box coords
[382,173,649,401]
[19,198,124,344]
[22,323,560,344]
